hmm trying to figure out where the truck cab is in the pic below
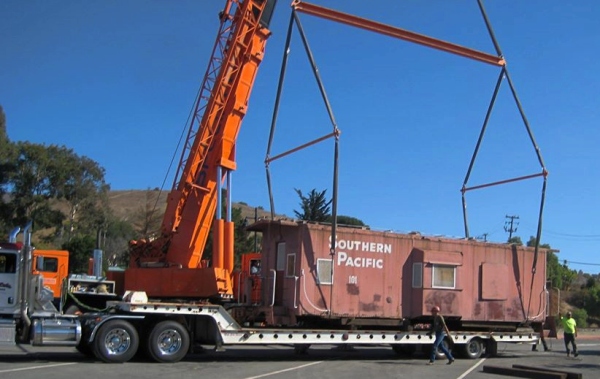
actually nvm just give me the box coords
[0,236,81,347]
[32,249,68,307]
[0,244,19,317]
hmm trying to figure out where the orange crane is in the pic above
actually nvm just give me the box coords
[125,0,276,300]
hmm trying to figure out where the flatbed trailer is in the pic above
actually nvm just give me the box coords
[78,292,540,363]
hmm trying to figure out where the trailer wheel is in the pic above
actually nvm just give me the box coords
[93,320,139,363]
[461,338,484,359]
[147,320,190,363]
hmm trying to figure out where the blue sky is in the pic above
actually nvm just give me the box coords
[2,1,599,274]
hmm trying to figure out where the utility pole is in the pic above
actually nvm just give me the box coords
[254,207,258,252]
[504,215,519,241]
[481,232,488,242]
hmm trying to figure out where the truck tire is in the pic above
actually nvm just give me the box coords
[146,320,190,363]
[93,319,139,363]
[461,337,484,359]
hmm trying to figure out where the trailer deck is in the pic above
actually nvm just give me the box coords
[109,298,538,349]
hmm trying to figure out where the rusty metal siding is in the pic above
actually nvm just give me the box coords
[253,220,547,324]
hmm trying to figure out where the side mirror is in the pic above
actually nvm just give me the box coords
[36,256,44,271]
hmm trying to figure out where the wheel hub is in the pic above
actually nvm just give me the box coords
[158,330,182,355]
[105,329,131,355]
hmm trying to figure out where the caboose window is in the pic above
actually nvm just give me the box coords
[285,254,296,278]
[276,242,286,271]
[412,262,423,288]
[432,264,455,289]
[316,258,332,285]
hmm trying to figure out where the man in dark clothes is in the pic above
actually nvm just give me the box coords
[428,306,455,365]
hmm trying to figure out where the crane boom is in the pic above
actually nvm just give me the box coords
[165,0,271,269]
[126,0,275,300]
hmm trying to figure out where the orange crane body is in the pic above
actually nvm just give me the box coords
[125,0,274,300]
[164,24,270,270]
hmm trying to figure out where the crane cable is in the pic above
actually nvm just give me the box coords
[477,0,549,323]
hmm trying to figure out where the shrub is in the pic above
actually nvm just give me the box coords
[572,308,588,328]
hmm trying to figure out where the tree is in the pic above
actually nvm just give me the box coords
[546,252,564,289]
[526,236,577,291]
[584,285,600,318]
[526,236,550,249]
[544,252,575,291]
[2,142,109,244]
[61,234,96,274]
[508,236,523,246]
[58,154,110,241]
[104,218,137,268]
[0,105,16,235]
[585,277,596,289]
[132,188,163,238]
[328,215,366,227]
[0,106,7,144]
[571,308,588,328]
[294,188,331,222]
[560,260,578,291]
[8,142,66,231]
[61,219,134,274]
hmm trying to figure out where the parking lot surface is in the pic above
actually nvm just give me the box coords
[0,337,598,379]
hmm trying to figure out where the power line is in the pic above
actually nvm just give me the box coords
[539,228,600,238]
[566,260,600,267]
[520,224,600,241]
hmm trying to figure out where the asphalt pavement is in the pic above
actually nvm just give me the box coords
[0,338,598,379]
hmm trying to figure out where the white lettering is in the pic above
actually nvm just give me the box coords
[329,236,392,273]
[337,251,347,266]
[336,253,384,269]
[329,235,392,254]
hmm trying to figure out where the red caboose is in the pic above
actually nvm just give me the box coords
[244,219,548,331]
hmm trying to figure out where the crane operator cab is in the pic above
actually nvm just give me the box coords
[250,258,261,275]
